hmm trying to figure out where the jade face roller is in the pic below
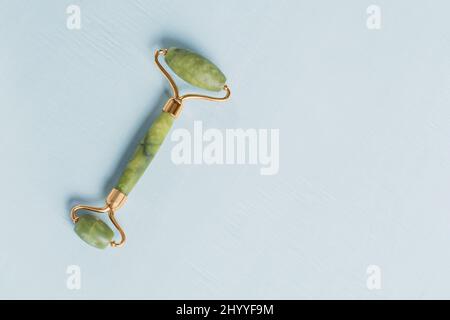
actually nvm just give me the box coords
[70,48,231,249]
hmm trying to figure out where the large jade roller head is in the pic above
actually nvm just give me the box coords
[70,48,230,249]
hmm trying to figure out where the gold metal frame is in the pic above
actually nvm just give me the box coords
[70,48,231,248]
[70,188,127,247]
[155,49,231,118]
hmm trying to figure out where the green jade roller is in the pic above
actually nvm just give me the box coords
[70,48,231,249]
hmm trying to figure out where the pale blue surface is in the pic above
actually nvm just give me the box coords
[1,0,450,299]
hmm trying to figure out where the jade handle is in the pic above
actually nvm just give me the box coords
[115,111,174,195]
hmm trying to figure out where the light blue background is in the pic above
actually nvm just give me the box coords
[0,0,449,299]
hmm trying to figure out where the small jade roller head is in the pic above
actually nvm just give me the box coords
[164,47,227,91]
[70,47,230,249]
